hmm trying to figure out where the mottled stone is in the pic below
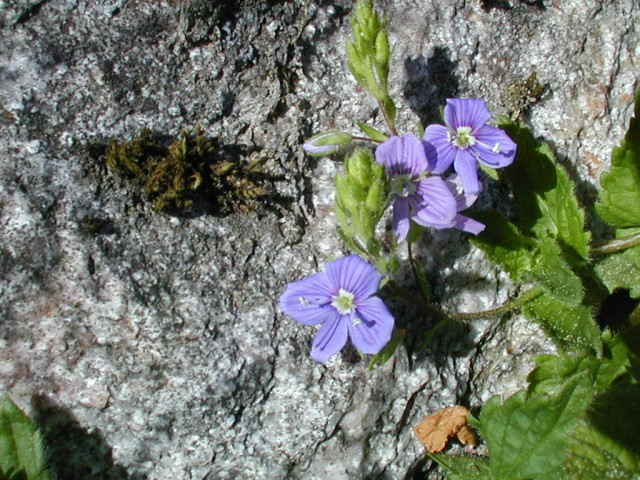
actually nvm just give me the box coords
[0,0,638,479]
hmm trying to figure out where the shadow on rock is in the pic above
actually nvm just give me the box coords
[34,395,146,480]
[403,48,459,128]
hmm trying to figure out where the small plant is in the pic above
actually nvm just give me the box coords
[0,395,51,480]
[278,0,640,478]
[102,126,267,215]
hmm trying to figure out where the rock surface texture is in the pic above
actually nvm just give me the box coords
[0,0,638,478]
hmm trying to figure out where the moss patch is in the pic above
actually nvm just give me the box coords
[101,126,268,215]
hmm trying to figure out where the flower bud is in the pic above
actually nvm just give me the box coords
[346,149,373,187]
[302,131,353,156]
[374,29,390,71]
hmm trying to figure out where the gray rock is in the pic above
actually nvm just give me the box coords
[0,0,638,479]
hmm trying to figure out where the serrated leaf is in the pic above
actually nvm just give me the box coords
[527,352,599,396]
[430,454,491,480]
[531,239,584,305]
[0,396,51,480]
[498,120,591,264]
[357,122,388,142]
[479,373,594,480]
[585,375,640,464]
[469,210,535,281]
[565,422,640,480]
[596,88,640,228]
[595,245,640,298]
[524,294,602,354]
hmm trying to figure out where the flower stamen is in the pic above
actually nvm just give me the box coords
[452,126,476,149]
[390,174,417,198]
[331,289,356,314]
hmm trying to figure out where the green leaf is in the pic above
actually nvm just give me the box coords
[564,422,640,480]
[596,88,640,228]
[469,210,535,281]
[478,162,499,180]
[531,239,584,305]
[498,120,591,265]
[430,453,491,480]
[527,352,599,396]
[523,294,602,354]
[357,122,388,142]
[0,396,51,480]
[595,244,640,298]
[368,328,405,369]
[527,324,639,398]
[479,373,595,480]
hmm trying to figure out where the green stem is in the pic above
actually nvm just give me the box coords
[378,99,398,137]
[385,281,544,322]
[591,232,640,256]
[446,285,544,321]
[351,135,383,144]
[408,242,430,304]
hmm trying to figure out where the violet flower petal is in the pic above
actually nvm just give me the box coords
[413,176,458,225]
[349,297,395,354]
[444,98,492,130]
[311,312,349,363]
[445,173,480,210]
[375,134,428,176]
[392,197,411,242]
[472,124,517,168]
[422,125,456,174]
[454,149,480,194]
[325,254,382,301]
[452,214,485,235]
[279,272,334,325]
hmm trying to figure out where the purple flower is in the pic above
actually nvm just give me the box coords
[437,174,485,235]
[375,133,457,242]
[279,255,394,363]
[423,99,517,194]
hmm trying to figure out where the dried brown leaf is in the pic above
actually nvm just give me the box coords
[456,424,478,447]
[413,405,470,453]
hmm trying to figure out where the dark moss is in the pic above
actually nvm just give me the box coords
[501,71,545,121]
[100,126,267,216]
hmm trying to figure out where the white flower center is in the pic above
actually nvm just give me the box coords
[452,126,476,149]
[331,289,356,314]
[390,174,417,198]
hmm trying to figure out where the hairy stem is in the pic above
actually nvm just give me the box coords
[352,135,383,144]
[378,99,398,137]
[385,281,544,322]
[591,232,640,255]
[445,285,544,321]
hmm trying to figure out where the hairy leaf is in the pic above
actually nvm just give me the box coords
[430,454,491,480]
[357,122,388,142]
[565,423,640,480]
[498,119,590,264]
[0,396,51,480]
[595,244,640,298]
[531,239,584,305]
[469,210,535,281]
[478,373,594,480]
[523,294,602,354]
[596,88,640,228]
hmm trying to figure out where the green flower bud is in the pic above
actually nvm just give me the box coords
[374,29,390,72]
[303,131,353,156]
[365,180,385,213]
[346,149,373,187]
